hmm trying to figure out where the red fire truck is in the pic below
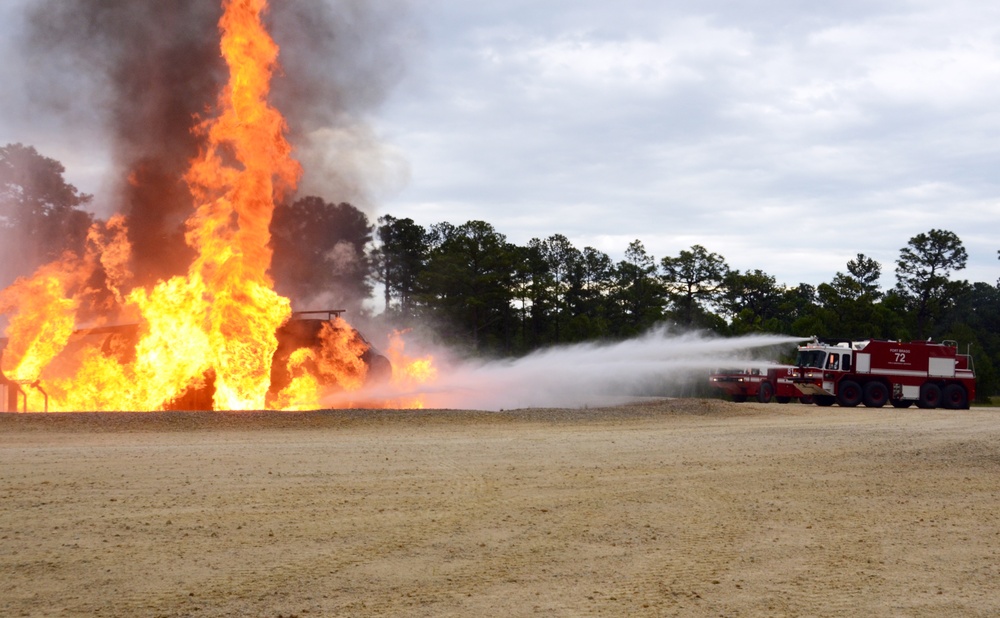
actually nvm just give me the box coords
[790,338,976,409]
[709,365,814,404]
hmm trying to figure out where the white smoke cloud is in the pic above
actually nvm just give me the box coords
[295,124,411,212]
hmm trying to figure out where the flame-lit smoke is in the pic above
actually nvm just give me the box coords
[20,0,412,293]
[1,0,424,413]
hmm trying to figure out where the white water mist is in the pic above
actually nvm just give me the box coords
[329,327,809,411]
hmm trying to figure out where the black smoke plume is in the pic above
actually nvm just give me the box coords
[21,0,412,299]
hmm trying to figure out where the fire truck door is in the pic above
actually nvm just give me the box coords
[929,357,955,377]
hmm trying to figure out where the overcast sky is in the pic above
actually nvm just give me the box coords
[2,0,999,290]
[374,0,1000,288]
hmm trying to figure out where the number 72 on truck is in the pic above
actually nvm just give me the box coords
[709,338,975,409]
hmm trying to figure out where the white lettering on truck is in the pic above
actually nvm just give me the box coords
[889,348,911,365]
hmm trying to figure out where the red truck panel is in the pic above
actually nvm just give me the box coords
[792,339,975,409]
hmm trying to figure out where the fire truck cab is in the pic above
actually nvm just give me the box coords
[791,338,975,409]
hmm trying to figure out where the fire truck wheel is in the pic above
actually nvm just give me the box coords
[799,395,815,405]
[941,384,968,410]
[836,380,863,407]
[815,396,835,406]
[862,381,889,408]
[732,395,748,403]
[890,399,912,408]
[917,383,942,409]
[757,382,774,404]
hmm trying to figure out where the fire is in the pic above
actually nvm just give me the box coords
[0,257,82,383]
[270,318,373,411]
[0,215,130,384]
[0,0,402,412]
[177,0,299,410]
[384,330,438,409]
[89,214,133,306]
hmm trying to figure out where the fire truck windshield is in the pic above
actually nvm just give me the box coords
[796,349,826,369]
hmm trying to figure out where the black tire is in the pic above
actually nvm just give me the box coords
[890,399,912,408]
[917,383,942,409]
[815,396,836,407]
[941,384,968,410]
[776,396,791,404]
[757,382,774,404]
[732,394,747,403]
[863,381,889,408]
[837,380,863,407]
[799,395,815,405]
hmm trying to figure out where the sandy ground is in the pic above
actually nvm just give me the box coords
[2,400,1000,617]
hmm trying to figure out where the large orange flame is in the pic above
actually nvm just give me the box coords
[0,0,439,412]
[177,0,300,409]
[1,1,281,411]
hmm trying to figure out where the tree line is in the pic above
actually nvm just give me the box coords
[3,143,999,399]
[374,216,999,400]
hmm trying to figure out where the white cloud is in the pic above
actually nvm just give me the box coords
[492,18,751,96]
[374,0,1000,290]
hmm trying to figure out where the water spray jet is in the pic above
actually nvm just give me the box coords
[324,329,811,411]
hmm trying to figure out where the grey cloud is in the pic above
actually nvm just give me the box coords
[377,0,1000,288]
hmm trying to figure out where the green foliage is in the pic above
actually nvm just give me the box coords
[0,143,94,281]
[894,229,968,339]
[942,283,1000,401]
[373,214,428,321]
[525,234,582,344]
[814,254,888,338]
[568,246,614,338]
[720,269,784,335]
[846,253,883,299]
[609,240,665,337]
[270,196,373,310]
[660,244,728,328]
[417,220,518,353]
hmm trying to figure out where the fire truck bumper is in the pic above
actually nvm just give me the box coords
[708,377,752,395]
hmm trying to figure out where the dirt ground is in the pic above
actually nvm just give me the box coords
[2,399,1000,617]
